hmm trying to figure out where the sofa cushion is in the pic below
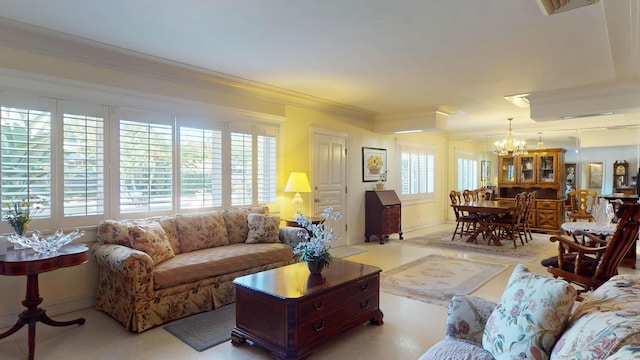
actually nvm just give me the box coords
[419,338,494,360]
[128,222,175,265]
[551,274,640,359]
[153,243,292,289]
[176,212,228,252]
[246,214,281,244]
[223,209,249,244]
[97,217,180,254]
[482,264,576,360]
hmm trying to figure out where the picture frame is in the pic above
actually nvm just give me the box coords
[362,147,387,182]
[587,162,603,189]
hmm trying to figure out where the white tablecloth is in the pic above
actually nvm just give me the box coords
[561,222,617,236]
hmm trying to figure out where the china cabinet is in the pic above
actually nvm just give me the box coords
[497,148,565,234]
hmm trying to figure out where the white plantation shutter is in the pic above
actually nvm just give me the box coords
[257,132,277,204]
[179,126,222,209]
[0,100,52,219]
[230,130,252,206]
[456,149,478,191]
[399,140,435,201]
[118,112,173,214]
[63,112,105,216]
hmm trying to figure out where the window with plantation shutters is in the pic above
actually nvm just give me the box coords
[257,133,277,204]
[179,126,222,209]
[0,105,52,218]
[455,149,478,191]
[63,113,105,216]
[230,130,253,206]
[119,118,173,213]
[398,140,435,201]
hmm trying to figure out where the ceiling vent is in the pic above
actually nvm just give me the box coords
[537,0,600,16]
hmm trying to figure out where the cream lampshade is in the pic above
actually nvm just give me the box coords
[284,172,312,216]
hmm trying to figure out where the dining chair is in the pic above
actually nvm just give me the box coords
[462,189,477,203]
[541,204,640,298]
[492,192,527,248]
[567,189,597,222]
[450,190,476,240]
[520,191,536,243]
[474,188,494,201]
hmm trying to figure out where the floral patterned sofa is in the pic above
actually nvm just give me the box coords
[91,207,302,332]
[420,264,640,360]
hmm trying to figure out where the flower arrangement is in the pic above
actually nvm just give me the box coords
[293,207,342,265]
[2,195,43,235]
[367,154,383,173]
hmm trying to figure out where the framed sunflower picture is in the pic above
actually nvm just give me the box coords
[362,147,387,182]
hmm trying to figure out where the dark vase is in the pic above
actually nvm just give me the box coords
[15,224,27,236]
[306,260,326,275]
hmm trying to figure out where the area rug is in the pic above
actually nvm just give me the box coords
[381,254,508,306]
[331,246,367,259]
[164,303,235,352]
[403,230,554,262]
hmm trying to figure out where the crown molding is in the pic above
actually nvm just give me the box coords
[0,17,376,122]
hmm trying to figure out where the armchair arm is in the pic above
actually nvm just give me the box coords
[445,295,497,345]
[90,243,155,298]
[279,226,307,248]
[573,229,609,246]
[549,234,608,254]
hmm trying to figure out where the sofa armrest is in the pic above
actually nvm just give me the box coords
[279,226,307,248]
[91,243,155,298]
[445,295,497,345]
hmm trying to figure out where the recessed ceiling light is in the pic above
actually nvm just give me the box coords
[394,130,424,134]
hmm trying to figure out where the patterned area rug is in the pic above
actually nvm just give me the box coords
[404,230,554,262]
[381,254,508,306]
[164,303,235,352]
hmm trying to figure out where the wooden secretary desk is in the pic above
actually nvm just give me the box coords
[365,190,403,244]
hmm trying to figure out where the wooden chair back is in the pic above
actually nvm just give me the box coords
[594,204,640,283]
[474,188,495,201]
[568,189,597,215]
[462,189,476,203]
[449,190,463,219]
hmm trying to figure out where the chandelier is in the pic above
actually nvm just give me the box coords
[494,118,528,156]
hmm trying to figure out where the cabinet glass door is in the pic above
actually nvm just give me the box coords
[500,156,516,183]
[538,155,555,183]
[519,155,535,183]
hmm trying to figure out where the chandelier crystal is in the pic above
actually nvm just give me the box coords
[494,118,527,156]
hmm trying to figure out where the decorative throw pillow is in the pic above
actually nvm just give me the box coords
[222,209,249,244]
[127,222,175,265]
[176,212,229,252]
[246,214,280,244]
[482,264,576,360]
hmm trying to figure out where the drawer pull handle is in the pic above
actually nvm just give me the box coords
[313,301,325,311]
[312,320,326,332]
[360,283,369,291]
[360,299,370,309]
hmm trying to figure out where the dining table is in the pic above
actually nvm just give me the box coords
[453,200,516,246]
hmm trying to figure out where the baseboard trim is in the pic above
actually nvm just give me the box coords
[0,295,95,329]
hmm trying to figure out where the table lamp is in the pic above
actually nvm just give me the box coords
[284,172,311,216]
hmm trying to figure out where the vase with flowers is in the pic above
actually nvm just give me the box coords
[293,207,342,275]
[2,195,43,248]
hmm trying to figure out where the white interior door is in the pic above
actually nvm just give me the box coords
[312,130,347,247]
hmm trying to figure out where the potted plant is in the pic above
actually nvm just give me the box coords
[293,207,342,274]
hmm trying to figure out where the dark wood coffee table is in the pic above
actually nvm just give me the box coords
[231,258,383,359]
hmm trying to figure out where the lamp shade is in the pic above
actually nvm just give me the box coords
[284,172,311,193]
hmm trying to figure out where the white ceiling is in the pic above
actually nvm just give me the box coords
[0,0,639,144]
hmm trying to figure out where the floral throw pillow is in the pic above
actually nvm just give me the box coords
[482,264,576,360]
[127,222,175,265]
[246,214,280,244]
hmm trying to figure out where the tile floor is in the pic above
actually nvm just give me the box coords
[1,222,638,359]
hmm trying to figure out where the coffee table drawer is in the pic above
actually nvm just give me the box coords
[298,292,380,346]
[298,275,379,320]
